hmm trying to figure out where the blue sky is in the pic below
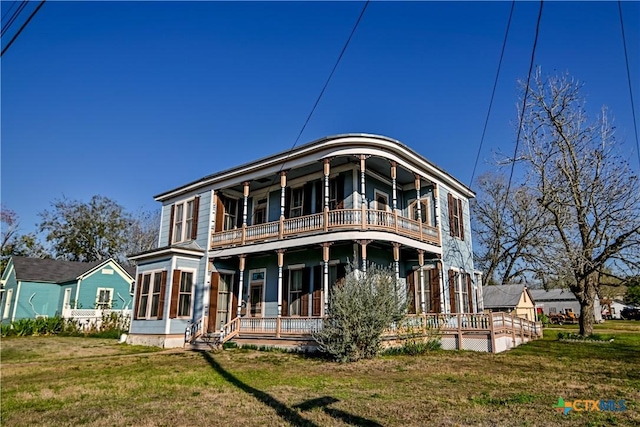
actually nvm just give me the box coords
[2,1,639,235]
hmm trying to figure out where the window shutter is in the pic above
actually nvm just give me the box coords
[312,265,322,316]
[284,188,292,218]
[336,174,345,209]
[208,272,220,333]
[406,271,416,314]
[303,183,313,216]
[301,267,310,316]
[466,273,473,313]
[215,194,224,232]
[447,193,454,237]
[191,196,200,240]
[168,205,175,245]
[134,274,143,320]
[231,273,239,319]
[314,181,323,213]
[282,269,290,316]
[448,270,457,313]
[157,271,167,320]
[458,199,464,241]
[169,270,181,318]
[430,267,441,314]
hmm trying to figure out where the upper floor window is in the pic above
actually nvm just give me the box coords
[223,198,238,230]
[409,199,430,224]
[253,198,267,225]
[169,197,200,244]
[448,193,464,240]
[290,187,304,218]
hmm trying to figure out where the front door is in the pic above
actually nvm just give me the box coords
[249,284,262,317]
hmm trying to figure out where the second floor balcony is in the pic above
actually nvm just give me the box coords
[211,207,440,249]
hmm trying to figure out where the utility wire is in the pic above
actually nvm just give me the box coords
[469,0,516,188]
[503,0,544,214]
[2,1,20,24]
[208,0,370,257]
[1,0,27,37]
[1,0,45,57]
[617,0,640,170]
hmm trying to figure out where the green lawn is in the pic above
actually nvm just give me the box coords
[1,322,639,426]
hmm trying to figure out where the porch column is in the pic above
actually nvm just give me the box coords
[392,243,401,282]
[324,158,330,232]
[242,182,250,244]
[360,155,367,230]
[277,249,285,317]
[438,259,446,313]
[358,240,371,273]
[322,243,331,315]
[432,183,440,227]
[418,250,426,314]
[390,161,398,212]
[279,171,287,239]
[237,255,246,316]
[415,174,423,241]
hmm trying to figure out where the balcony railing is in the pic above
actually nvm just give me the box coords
[211,209,440,248]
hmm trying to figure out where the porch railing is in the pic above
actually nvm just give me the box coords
[211,208,440,248]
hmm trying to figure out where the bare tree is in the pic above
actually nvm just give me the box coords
[518,68,640,335]
[124,208,160,263]
[1,207,48,273]
[472,172,552,286]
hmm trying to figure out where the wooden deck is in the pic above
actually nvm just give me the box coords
[211,208,440,248]
[186,313,542,353]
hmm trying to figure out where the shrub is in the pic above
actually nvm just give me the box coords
[313,263,406,362]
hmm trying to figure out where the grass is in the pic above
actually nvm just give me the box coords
[1,322,639,426]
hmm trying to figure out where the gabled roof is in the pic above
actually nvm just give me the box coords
[529,288,578,302]
[482,284,530,308]
[10,256,132,284]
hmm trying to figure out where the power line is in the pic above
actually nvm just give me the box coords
[1,0,27,37]
[209,1,370,257]
[503,0,544,213]
[469,0,515,188]
[618,0,640,170]
[2,1,21,23]
[1,0,46,58]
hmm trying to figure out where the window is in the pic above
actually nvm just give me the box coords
[178,271,193,317]
[290,187,304,218]
[3,289,13,319]
[96,288,113,309]
[289,269,303,315]
[253,198,267,225]
[223,198,237,230]
[448,193,465,239]
[329,179,339,209]
[216,273,233,327]
[136,271,167,319]
[449,270,471,313]
[137,275,151,318]
[374,190,389,211]
[410,199,429,224]
[170,197,200,243]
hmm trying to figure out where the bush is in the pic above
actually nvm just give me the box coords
[313,263,406,362]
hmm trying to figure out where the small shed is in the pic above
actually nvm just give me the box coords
[529,288,603,323]
[482,284,536,321]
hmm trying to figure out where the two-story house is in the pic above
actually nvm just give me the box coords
[128,134,483,348]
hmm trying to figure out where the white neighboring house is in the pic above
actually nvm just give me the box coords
[530,288,603,323]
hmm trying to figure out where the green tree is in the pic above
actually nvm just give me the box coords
[624,278,640,306]
[38,196,131,263]
[1,207,48,273]
[313,263,406,362]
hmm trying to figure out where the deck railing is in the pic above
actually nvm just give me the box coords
[203,312,541,353]
[211,208,440,248]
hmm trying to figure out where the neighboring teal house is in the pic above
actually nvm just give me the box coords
[1,256,135,323]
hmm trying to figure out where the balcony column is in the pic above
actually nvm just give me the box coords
[360,155,367,230]
[322,243,331,316]
[324,158,330,232]
[279,171,287,239]
[415,174,423,241]
[391,161,398,212]
[237,255,246,317]
[433,183,440,228]
[418,250,426,314]
[392,243,401,282]
[277,249,285,317]
[242,182,250,244]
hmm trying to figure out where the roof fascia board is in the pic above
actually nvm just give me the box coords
[129,247,205,262]
[155,135,474,202]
